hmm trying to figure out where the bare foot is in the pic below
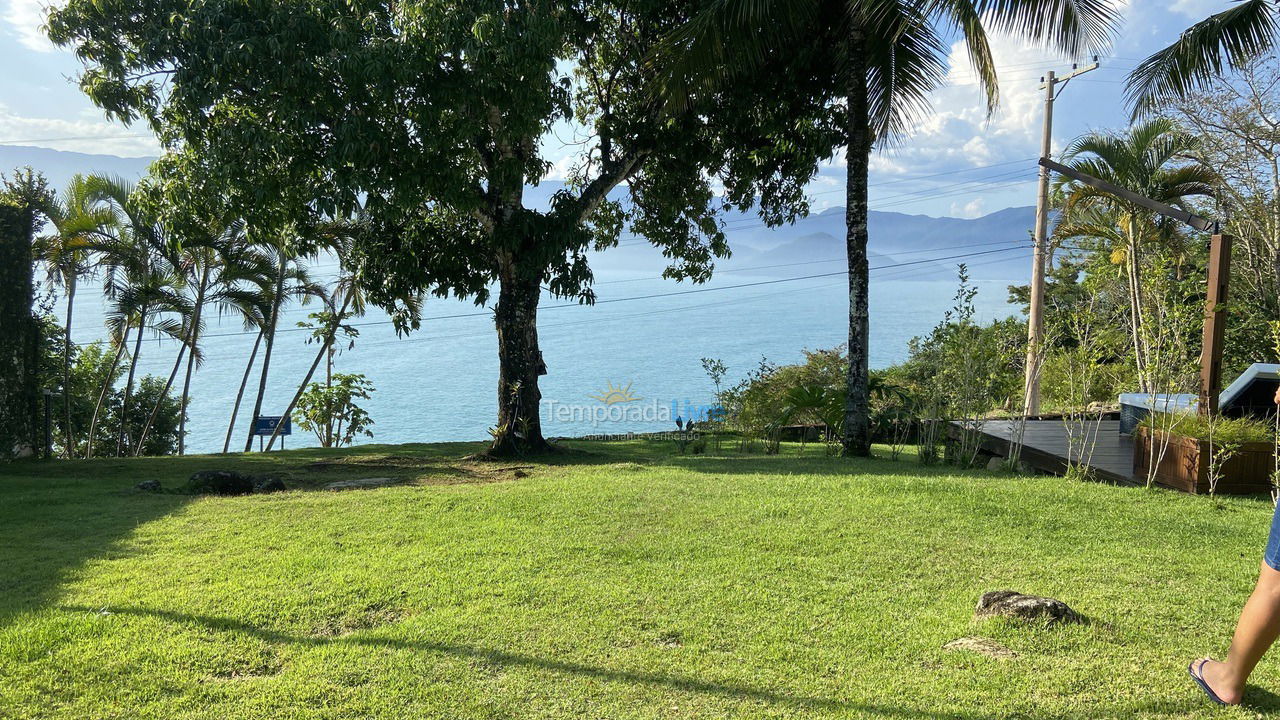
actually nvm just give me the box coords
[1197,658,1244,705]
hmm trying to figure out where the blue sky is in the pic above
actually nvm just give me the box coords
[0,0,1234,218]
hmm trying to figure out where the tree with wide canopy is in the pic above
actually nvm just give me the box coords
[656,0,1120,454]
[49,0,840,455]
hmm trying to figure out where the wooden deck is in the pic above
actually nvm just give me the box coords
[951,419,1137,485]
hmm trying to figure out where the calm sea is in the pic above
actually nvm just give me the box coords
[59,258,1016,453]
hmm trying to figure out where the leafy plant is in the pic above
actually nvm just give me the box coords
[292,373,375,449]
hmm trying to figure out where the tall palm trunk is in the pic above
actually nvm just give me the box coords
[137,267,207,455]
[62,275,76,457]
[264,294,353,451]
[244,264,286,452]
[116,307,147,456]
[841,25,872,458]
[177,275,210,455]
[224,329,263,453]
[86,326,128,458]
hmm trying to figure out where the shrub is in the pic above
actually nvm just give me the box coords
[1139,412,1273,445]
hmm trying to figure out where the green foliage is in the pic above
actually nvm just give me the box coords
[900,268,1026,417]
[718,348,913,454]
[1139,412,1274,445]
[101,376,185,458]
[293,373,375,449]
[35,317,184,457]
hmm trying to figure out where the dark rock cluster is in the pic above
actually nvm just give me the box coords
[135,470,287,496]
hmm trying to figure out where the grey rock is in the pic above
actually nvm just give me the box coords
[185,470,254,496]
[986,456,1006,472]
[943,636,1017,658]
[135,479,162,493]
[252,475,286,493]
[975,590,1084,625]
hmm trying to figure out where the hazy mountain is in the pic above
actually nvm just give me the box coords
[3,145,1034,282]
[0,145,153,190]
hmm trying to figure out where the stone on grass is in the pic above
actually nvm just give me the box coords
[135,479,162,493]
[252,475,286,493]
[975,590,1084,625]
[185,470,254,496]
[986,456,1006,472]
[323,477,398,491]
[943,636,1017,659]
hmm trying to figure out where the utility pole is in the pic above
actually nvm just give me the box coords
[1023,58,1099,416]
[1199,232,1232,416]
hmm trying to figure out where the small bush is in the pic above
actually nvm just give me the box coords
[1139,412,1273,445]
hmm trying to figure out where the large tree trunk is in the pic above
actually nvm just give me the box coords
[487,263,549,457]
[841,25,873,458]
[62,275,77,457]
[223,329,263,453]
[244,264,286,452]
[0,202,39,459]
[116,307,147,456]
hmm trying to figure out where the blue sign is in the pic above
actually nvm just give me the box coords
[253,416,291,436]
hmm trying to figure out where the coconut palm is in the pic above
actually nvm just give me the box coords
[1127,1,1280,115]
[239,235,326,453]
[1055,119,1219,390]
[261,218,423,451]
[34,174,115,455]
[79,175,192,456]
[134,221,274,454]
[661,0,1120,455]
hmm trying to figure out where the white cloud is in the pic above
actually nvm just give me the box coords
[0,104,161,157]
[3,0,58,52]
[949,197,986,219]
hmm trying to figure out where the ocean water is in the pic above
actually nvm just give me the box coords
[59,262,1017,453]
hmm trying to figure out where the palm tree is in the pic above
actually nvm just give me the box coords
[261,219,422,451]
[134,221,273,454]
[221,288,272,454]
[83,175,191,456]
[1055,119,1218,390]
[34,174,115,455]
[662,0,1119,456]
[1127,1,1279,116]
[240,235,325,452]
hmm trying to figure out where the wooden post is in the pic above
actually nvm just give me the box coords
[1199,233,1232,416]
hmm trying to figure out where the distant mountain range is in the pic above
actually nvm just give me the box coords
[3,144,1035,283]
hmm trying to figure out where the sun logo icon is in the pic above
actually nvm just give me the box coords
[589,381,641,405]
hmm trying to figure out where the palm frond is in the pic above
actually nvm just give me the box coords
[1127,0,1278,116]
[969,0,1121,56]
[865,1,950,140]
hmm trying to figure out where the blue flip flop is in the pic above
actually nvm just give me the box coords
[1188,659,1229,705]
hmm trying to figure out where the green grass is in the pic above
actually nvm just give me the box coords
[2,439,1279,718]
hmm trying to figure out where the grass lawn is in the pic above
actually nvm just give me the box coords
[2,439,1279,719]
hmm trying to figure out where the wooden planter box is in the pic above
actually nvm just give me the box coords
[1133,427,1275,495]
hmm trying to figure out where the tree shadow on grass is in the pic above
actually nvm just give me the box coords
[0,443,490,629]
[0,466,193,629]
[59,604,1009,719]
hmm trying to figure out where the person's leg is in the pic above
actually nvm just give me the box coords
[1198,562,1280,704]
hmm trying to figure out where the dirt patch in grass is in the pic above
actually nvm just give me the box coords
[294,454,535,489]
[204,648,285,681]
[311,605,411,638]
